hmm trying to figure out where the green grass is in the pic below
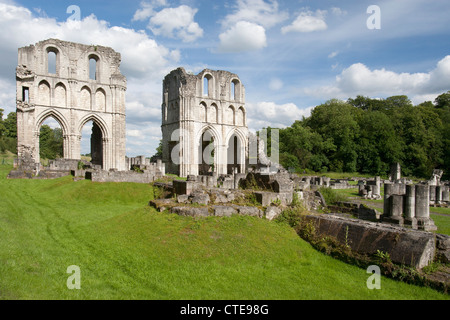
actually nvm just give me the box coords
[0,164,448,300]
[430,207,450,215]
[431,214,450,236]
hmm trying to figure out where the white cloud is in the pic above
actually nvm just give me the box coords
[148,5,203,42]
[269,78,283,91]
[282,10,327,34]
[328,51,339,59]
[303,55,450,102]
[331,7,347,16]
[132,0,167,21]
[218,21,267,53]
[221,0,288,29]
[246,101,313,129]
[0,2,179,157]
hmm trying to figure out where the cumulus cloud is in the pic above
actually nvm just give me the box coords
[133,2,203,42]
[132,0,167,21]
[246,101,314,130]
[0,2,179,156]
[281,10,327,34]
[148,5,203,42]
[303,55,450,102]
[218,21,267,53]
[221,0,288,29]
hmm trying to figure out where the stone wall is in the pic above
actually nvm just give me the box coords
[16,38,127,171]
[304,214,437,269]
[87,170,160,183]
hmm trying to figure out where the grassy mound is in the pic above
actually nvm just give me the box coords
[0,165,447,300]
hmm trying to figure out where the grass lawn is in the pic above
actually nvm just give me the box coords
[0,164,448,300]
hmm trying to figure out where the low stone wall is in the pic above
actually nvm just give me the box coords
[327,201,381,222]
[87,171,158,183]
[7,169,71,180]
[304,214,437,269]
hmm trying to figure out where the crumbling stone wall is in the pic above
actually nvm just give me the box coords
[161,67,248,177]
[305,214,437,269]
[16,39,127,171]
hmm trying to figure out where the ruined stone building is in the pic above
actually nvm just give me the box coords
[161,68,249,177]
[16,39,127,171]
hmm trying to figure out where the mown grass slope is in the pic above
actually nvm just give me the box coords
[0,165,447,300]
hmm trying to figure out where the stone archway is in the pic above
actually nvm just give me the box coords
[198,128,219,176]
[15,39,127,171]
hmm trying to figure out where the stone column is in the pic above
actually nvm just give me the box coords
[442,186,449,203]
[435,185,442,204]
[383,183,395,218]
[415,184,437,231]
[429,185,436,204]
[404,184,417,229]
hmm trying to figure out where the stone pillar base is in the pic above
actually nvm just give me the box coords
[404,217,418,229]
[417,218,438,232]
[383,216,404,227]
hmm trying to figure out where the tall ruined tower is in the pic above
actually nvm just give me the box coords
[161,68,248,177]
[15,38,127,171]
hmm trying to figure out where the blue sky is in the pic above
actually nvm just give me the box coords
[0,0,449,157]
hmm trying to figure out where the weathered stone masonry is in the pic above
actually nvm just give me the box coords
[161,67,249,177]
[16,39,127,171]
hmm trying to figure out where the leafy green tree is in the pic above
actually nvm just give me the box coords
[305,99,361,172]
[435,91,450,108]
[0,109,6,138]
[4,112,17,138]
[279,120,335,172]
[39,125,63,160]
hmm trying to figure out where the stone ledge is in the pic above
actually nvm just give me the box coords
[304,214,437,269]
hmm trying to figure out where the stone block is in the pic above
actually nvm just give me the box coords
[172,206,210,217]
[191,194,210,206]
[173,180,197,196]
[177,195,190,204]
[265,206,282,221]
[214,206,237,217]
[304,215,436,269]
[235,206,263,218]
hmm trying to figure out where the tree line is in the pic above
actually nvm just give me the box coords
[0,109,63,160]
[275,91,450,180]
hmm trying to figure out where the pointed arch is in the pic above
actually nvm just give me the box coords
[199,101,207,122]
[54,82,67,107]
[197,125,221,175]
[38,80,51,106]
[208,103,218,123]
[35,109,70,136]
[226,128,247,174]
[237,107,246,126]
[227,105,236,125]
[80,86,92,110]
[78,113,109,139]
[95,88,106,112]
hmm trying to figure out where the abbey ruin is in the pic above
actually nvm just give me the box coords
[15,39,127,172]
[162,68,248,178]
[7,39,450,274]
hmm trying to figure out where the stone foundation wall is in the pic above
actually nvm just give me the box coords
[88,171,160,183]
[304,214,437,269]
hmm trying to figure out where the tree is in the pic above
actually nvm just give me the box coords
[435,91,450,108]
[305,99,361,172]
[3,112,17,138]
[39,125,63,160]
